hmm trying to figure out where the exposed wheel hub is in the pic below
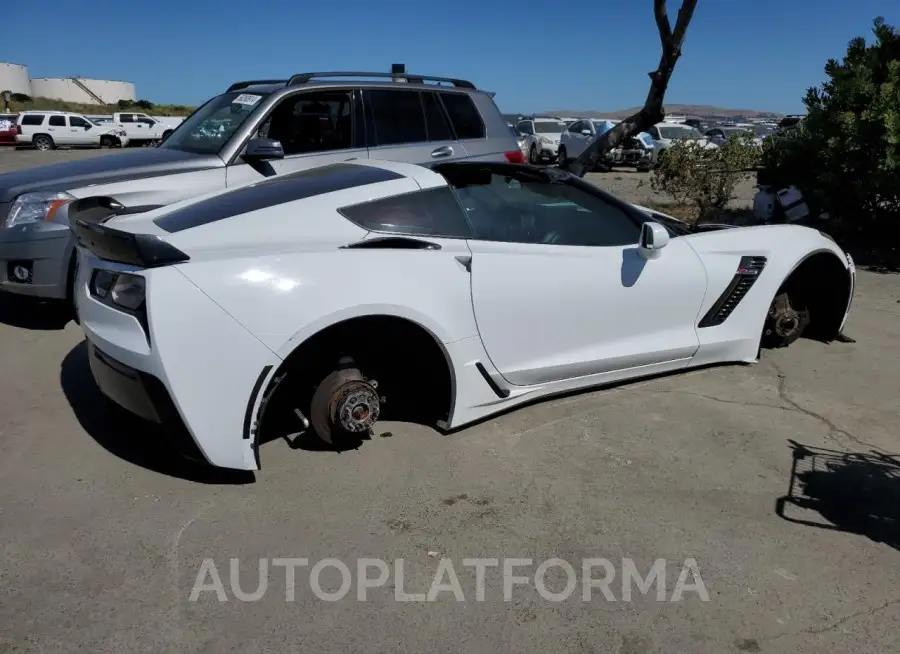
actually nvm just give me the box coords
[331,380,380,433]
[768,293,802,339]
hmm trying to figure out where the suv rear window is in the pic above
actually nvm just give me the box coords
[440,93,485,140]
[21,114,44,126]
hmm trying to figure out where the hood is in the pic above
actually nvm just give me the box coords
[0,147,223,202]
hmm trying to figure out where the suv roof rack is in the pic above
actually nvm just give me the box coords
[227,79,289,93]
[286,71,476,89]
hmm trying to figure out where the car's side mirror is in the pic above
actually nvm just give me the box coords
[639,222,669,260]
[581,129,592,137]
[243,137,284,161]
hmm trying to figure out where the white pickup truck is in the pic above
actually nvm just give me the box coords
[103,112,185,146]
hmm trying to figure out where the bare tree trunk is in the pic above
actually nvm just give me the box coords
[559,0,699,178]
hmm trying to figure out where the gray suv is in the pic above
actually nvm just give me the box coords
[0,68,520,309]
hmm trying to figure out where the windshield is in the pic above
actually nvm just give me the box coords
[658,125,703,140]
[534,121,566,134]
[159,91,268,154]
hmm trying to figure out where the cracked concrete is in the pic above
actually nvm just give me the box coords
[0,150,899,653]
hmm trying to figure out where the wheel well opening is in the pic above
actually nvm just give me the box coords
[778,252,851,342]
[257,315,454,446]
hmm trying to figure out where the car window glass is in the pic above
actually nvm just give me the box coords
[439,92,485,140]
[119,114,134,123]
[48,115,66,127]
[260,90,353,155]
[422,91,453,142]
[446,170,641,247]
[21,115,45,126]
[568,121,583,132]
[517,121,534,135]
[366,89,427,146]
[69,116,89,128]
[338,187,472,238]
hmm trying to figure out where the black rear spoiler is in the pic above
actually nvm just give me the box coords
[73,219,190,268]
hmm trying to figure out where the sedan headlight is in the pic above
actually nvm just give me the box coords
[5,191,74,228]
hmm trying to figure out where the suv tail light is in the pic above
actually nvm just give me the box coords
[15,124,22,135]
[504,150,525,164]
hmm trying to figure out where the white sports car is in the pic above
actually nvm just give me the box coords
[67,159,855,471]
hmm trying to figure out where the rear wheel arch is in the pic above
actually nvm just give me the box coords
[251,313,456,455]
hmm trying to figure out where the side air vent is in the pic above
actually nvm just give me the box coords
[698,256,767,328]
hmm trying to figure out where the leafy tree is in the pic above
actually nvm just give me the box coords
[759,17,900,244]
[134,99,155,110]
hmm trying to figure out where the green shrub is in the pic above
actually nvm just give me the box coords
[758,17,900,242]
[650,134,760,219]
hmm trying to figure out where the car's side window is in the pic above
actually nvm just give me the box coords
[119,114,134,123]
[447,171,641,247]
[439,92,485,140]
[648,126,661,140]
[422,91,454,141]
[365,89,428,146]
[69,116,89,128]
[21,114,44,126]
[517,121,534,136]
[260,90,354,156]
[48,115,66,127]
[338,187,473,239]
[568,121,583,133]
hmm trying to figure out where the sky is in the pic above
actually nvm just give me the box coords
[2,0,898,115]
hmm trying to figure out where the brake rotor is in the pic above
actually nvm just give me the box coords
[767,293,803,340]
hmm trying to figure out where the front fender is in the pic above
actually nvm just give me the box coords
[684,224,852,362]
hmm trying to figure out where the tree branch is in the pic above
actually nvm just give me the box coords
[560,0,699,178]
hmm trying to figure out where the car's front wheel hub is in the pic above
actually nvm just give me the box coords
[331,380,380,433]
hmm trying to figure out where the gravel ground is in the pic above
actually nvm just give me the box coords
[1,148,898,654]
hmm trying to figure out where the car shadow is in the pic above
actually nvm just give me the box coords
[775,439,900,550]
[0,293,72,330]
[60,340,254,484]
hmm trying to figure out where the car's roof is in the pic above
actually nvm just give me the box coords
[236,80,493,97]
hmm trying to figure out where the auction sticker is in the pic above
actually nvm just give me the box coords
[232,94,262,106]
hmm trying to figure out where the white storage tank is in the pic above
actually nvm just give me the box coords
[0,63,32,96]
[30,77,136,105]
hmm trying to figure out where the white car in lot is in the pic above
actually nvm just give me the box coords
[646,123,717,161]
[515,117,567,163]
[16,111,130,150]
[70,159,855,472]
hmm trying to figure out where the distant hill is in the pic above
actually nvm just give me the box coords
[537,105,784,120]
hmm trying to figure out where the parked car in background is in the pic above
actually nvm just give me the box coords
[646,123,717,161]
[559,119,613,163]
[704,126,763,147]
[15,111,129,151]
[71,159,855,471]
[0,114,18,144]
[0,68,520,312]
[515,117,567,163]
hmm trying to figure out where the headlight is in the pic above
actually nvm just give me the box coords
[5,191,74,228]
[91,270,145,310]
[110,273,146,310]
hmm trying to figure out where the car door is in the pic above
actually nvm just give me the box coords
[564,121,588,157]
[67,115,95,145]
[226,88,369,187]
[444,165,708,387]
[46,115,71,145]
[363,88,468,164]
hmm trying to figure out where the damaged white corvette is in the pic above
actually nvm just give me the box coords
[67,159,855,471]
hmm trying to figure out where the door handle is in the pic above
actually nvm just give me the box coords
[430,145,454,158]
